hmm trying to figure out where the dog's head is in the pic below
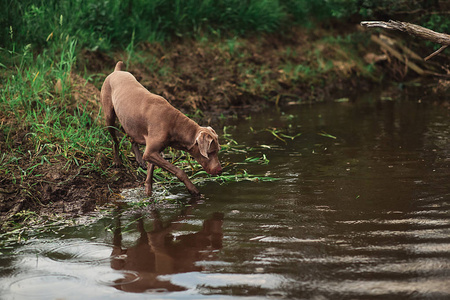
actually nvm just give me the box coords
[188,126,222,176]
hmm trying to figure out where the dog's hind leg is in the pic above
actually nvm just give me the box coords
[101,77,122,166]
[106,117,121,167]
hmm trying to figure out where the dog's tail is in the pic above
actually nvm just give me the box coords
[114,61,124,72]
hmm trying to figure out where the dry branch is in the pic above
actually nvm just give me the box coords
[361,20,450,61]
[370,35,424,75]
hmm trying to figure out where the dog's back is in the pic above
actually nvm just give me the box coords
[100,61,180,142]
[102,61,153,109]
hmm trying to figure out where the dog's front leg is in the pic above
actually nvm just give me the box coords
[132,142,146,169]
[144,151,200,196]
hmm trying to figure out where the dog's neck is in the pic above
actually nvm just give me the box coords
[168,112,201,151]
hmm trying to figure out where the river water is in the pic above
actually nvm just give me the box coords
[1,90,450,299]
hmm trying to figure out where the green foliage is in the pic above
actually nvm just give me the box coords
[2,0,286,52]
[423,14,450,34]
[3,0,448,54]
[0,30,112,189]
[283,0,450,31]
[423,14,450,49]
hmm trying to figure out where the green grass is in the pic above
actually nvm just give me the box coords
[2,0,288,52]
[3,0,448,55]
[0,34,125,212]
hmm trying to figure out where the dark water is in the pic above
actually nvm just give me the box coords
[1,91,450,299]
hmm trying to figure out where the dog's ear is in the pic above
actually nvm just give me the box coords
[196,131,214,159]
[207,126,217,136]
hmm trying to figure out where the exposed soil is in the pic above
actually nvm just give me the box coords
[1,27,448,226]
[126,29,366,114]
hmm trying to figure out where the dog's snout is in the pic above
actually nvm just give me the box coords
[213,166,223,176]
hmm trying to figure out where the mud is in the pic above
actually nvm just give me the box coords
[129,32,363,114]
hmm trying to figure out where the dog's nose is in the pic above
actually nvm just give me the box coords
[214,166,223,176]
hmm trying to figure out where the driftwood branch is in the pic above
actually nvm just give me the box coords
[361,20,450,61]
[370,35,424,75]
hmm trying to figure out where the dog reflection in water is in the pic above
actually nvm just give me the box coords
[110,209,224,293]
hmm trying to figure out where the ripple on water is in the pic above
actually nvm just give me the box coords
[312,278,450,298]
[250,236,326,244]
[96,270,141,287]
[43,240,115,264]
[8,274,80,297]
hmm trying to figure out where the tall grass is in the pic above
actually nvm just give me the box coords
[3,0,449,53]
[0,30,114,187]
[5,0,426,51]
[2,0,288,52]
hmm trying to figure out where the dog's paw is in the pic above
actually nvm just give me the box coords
[189,188,201,197]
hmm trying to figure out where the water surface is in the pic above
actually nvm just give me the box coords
[1,91,450,299]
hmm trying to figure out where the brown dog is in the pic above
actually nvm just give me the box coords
[100,61,222,196]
